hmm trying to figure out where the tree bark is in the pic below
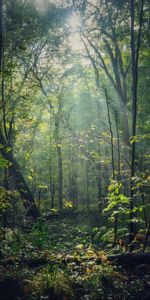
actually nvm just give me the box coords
[115,111,121,181]
[0,0,2,70]
[54,94,63,211]
[57,144,63,210]
[129,0,144,250]
[0,129,39,219]
[0,129,39,218]
[105,89,115,179]
[143,219,150,251]
[85,161,90,210]
[49,108,55,209]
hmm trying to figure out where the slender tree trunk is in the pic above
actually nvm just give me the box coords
[105,89,115,179]
[54,95,63,211]
[96,86,102,213]
[91,62,103,212]
[114,112,121,247]
[143,219,150,251]
[57,144,63,210]
[120,101,130,150]
[68,141,71,201]
[3,167,8,228]
[97,164,102,212]
[54,127,62,212]
[0,0,2,70]
[49,109,55,209]
[115,111,121,181]
[50,181,55,209]
[85,162,90,210]
[140,188,148,229]
[129,0,144,250]
[129,0,137,248]
[73,174,78,209]
[105,89,118,247]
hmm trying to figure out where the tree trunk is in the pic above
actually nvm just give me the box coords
[115,111,121,181]
[49,109,55,209]
[105,89,119,247]
[0,0,2,69]
[0,0,39,219]
[57,144,63,210]
[54,94,63,211]
[129,0,144,250]
[85,162,90,210]
[143,219,150,251]
[105,89,115,179]
[0,130,39,219]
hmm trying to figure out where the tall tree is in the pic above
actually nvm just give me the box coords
[80,0,131,148]
[129,0,144,248]
[0,0,39,218]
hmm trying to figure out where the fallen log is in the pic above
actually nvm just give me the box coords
[108,252,150,267]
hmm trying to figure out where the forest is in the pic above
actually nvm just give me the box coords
[0,0,150,299]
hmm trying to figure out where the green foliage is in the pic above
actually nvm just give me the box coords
[0,155,11,168]
[30,221,49,249]
[1,215,150,299]
[104,181,129,222]
[0,187,12,214]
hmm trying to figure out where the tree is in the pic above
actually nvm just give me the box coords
[79,0,131,149]
[129,0,144,248]
[0,0,40,218]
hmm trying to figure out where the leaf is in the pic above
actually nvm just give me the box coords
[0,156,10,168]
[75,244,84,250]
[27,175,32,181]
[38,184,48,189]
[65,201,73,208]
[5,147,12,153]
[25,153,30,160]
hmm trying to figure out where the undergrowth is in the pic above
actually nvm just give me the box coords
[0,216,150,299]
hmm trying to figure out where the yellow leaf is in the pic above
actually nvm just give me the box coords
[75,244,84,250]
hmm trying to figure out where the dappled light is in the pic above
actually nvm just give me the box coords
[0,0,150,299]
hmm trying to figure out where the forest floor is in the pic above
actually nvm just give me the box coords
[0,212,150,300]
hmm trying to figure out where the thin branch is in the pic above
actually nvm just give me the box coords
[81,33,117,89]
